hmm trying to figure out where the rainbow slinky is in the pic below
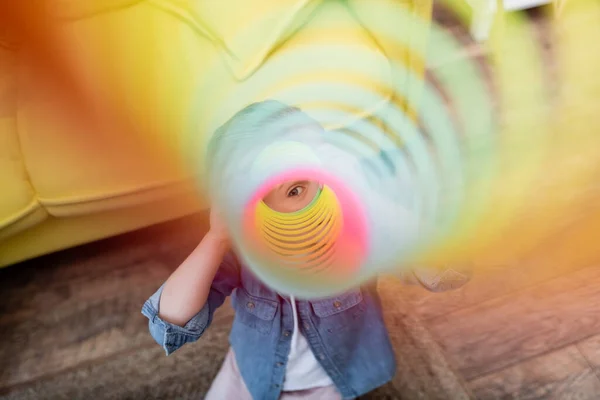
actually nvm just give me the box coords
[191,0,600,298]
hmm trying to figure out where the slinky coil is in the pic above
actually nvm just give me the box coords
[239,167,370,296]
[255,185,342,271]
[191,1,600,298]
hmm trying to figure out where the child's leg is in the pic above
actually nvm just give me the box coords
[205,348,253,400]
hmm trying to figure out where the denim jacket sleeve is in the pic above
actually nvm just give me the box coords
[141,252,240,355]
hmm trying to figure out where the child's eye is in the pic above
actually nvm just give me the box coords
[287,186,304,197]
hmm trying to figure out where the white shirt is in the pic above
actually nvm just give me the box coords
[283,295,334,391]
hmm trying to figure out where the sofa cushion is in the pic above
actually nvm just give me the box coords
[0,46,47,240]
[187,0,394,157]
[148,0,323,81]
[17,3,213,218]
[51,0,324,82]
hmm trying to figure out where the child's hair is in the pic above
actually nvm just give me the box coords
[206,100,325,184]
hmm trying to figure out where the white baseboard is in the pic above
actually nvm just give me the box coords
[503,0,552,11]
[468,0,552,41]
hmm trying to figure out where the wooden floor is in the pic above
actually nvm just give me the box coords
[3,4,599,400]
[399,257,600,399]
[0,213,470,400]
[1,209,600,399]
[0,213,229,400]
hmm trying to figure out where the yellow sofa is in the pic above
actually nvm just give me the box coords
[0,0,432,268]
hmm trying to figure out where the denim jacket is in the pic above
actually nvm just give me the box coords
[141,252,471,400]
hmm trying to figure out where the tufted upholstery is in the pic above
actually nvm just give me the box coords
[0,45,49,241]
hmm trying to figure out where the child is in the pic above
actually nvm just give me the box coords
[141,102,471,400]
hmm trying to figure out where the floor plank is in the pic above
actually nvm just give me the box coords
[398,263,526,321]
[0,212,210,391]
[469,346,600,400]
[0,311,234,400]
[0,214,207,313]
[376,278,474,400]
[577,334,600,371]
[0,259,172,388]
[399,258,590,321]
[425,265,600,380]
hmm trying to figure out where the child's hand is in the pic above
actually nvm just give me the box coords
[410,264,472,292]
[208,207,230,246]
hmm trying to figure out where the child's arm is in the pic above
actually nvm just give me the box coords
[141,209,238,355]
[158,232,229,326]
